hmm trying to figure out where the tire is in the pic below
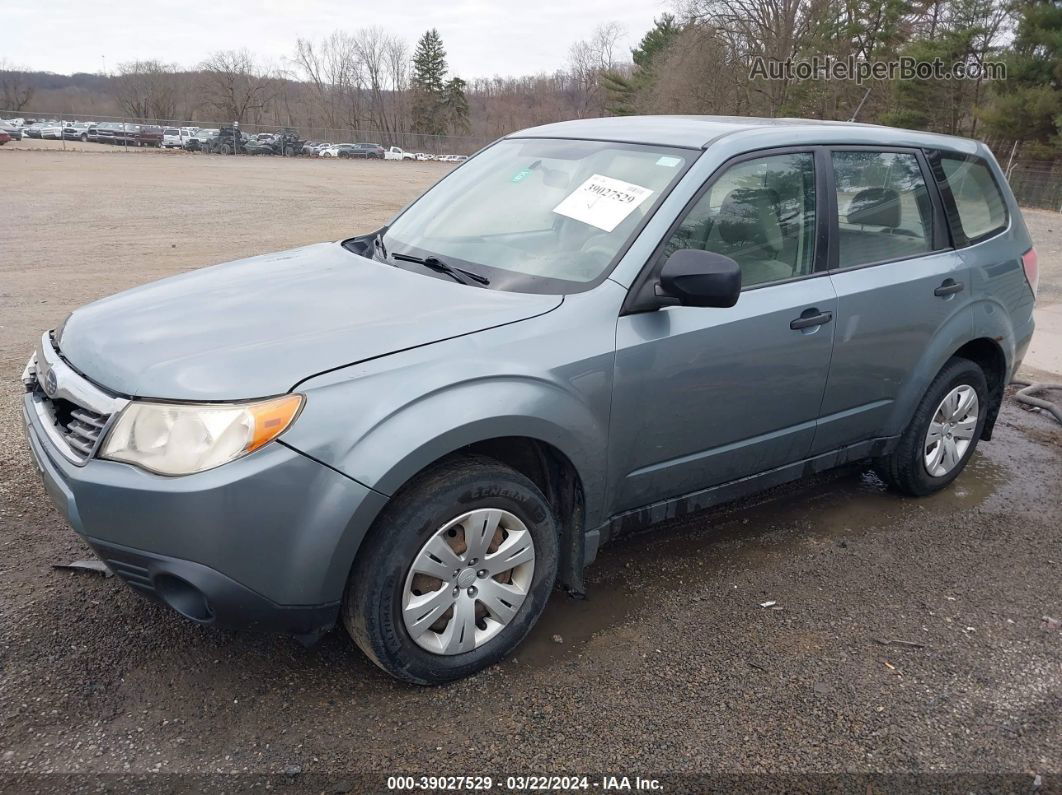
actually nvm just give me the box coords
[80,134,87,142]
[875,357,988,497]
[343,455,558,685]
[220,144,232,156]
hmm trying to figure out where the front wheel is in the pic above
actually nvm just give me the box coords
[343,455,558,685]
[875,357,988,496]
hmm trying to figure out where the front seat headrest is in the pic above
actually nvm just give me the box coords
[717,188,783,253]
[847,187,900,228]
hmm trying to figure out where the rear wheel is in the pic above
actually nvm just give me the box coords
[876,357,988,496]
[343,456,558,685]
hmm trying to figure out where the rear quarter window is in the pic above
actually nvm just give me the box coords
[935,153,1008,244]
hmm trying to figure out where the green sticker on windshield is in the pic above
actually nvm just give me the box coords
[512,168,531,183]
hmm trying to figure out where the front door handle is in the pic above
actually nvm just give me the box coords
[934,279,965,297]
[790,309,833,330]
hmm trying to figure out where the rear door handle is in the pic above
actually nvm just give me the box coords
[934,279,964,297]
[790,310,833,330]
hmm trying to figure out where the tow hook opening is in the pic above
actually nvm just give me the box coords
[154,573,214,622]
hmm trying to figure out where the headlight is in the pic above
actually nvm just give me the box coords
[101,394,304,476]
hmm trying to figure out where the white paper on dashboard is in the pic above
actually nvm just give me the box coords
[552,174,654,232]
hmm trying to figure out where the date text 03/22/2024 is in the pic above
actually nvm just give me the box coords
[385,775,663,791]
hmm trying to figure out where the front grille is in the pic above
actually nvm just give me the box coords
[25,335,123,465]
[60,404,110,457]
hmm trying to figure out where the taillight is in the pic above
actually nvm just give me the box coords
[1021,247,1039,298]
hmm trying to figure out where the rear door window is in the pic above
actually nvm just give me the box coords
[830,151,935,268]
[936,154,1008,243]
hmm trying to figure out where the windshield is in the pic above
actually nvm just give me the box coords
[382,138,692,293]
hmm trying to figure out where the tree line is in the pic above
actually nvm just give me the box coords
[604,0,1061,159]
[1,2,1059,159]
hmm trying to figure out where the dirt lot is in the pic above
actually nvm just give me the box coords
[1,147,1060,790]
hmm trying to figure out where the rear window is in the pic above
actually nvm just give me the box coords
[165,128,179,135]
[937,154,1008,243]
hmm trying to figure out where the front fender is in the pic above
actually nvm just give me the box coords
[279,290,622,598]
[341,375,608,514]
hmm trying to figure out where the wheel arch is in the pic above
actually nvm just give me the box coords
[884,291,1014,441]
[351,428,595,597]
[887,330,1009,443]
[951,337,1007,440]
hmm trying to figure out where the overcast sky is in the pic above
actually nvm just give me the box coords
[3,0,669,79]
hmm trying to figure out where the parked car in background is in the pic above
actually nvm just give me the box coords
[0,131,11,146]
[414,152,433,161]
[23,123,44,139]
[319,143,354,158]
[39,122,63,139]
[244,136,276,155]
[162,128,184,148]
[185,129,218,152]
[134,125,164,147]
[88,123,120,143]
[62,123,91,142]
[352,143,385,159]
[0,122,22,141]
[207,126,249,155]
[384,145,416,161]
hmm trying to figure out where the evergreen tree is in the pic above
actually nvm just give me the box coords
[603,14,682,115]
[979,0,1062,154]
[443,76,470,134]
[411,29,449,136]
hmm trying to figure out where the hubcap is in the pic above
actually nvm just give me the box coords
[924,384,979,477]
[402,508,535,655]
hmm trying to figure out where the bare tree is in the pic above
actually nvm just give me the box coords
[355,27,391,133]
[111,60,181,120]
[683,0,829,114]
[198,50,280,124]
[293,32,364,129]
[384,36,410,135]
[567,22,628,117]
[0,60,35,112]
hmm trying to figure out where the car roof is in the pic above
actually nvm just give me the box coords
[507,115,983,155]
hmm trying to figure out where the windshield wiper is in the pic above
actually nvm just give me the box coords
[391,252,490,286]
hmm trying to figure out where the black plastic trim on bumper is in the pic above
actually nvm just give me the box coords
[87,537,340,636]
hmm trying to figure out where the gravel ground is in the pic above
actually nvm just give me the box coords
[0,147,1060,790]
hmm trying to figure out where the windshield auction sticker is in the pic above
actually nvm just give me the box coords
[552,174,654,232]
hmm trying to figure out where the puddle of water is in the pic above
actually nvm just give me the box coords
[519,454,1009,667]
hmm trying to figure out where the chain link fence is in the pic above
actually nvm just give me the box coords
[1004,162,1062,213]
[1,108,494,157]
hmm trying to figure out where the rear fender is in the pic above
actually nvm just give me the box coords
[883,301,1012,438]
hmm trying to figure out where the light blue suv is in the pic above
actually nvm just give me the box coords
[22,116,1038,683]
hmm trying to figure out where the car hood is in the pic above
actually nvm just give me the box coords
[58,242,562,400]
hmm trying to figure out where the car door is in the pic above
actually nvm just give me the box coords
[608,149,837,514]
[811,147,969,453]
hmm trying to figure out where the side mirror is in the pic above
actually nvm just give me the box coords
[657,249,741,308]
